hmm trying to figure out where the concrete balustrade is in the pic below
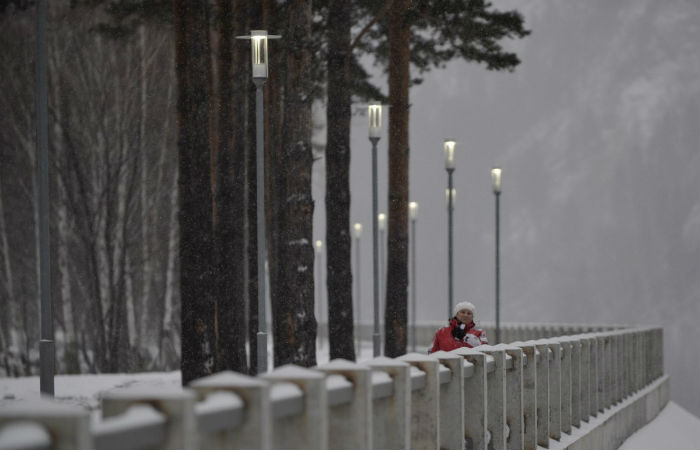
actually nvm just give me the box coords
[0,325,668,450]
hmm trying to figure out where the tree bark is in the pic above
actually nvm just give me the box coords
[175,0,217,384]
[325,0,355,361]
[214,0,247,373]
[384,0,411,357]
[272,0,317,367]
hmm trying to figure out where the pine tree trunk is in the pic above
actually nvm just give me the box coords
[213,0,248,373]
[175,0,217,384]
[273,0,317,367]
[325,0,355,361]
[384,0,411,357]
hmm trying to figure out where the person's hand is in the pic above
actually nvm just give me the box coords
[464,334,481,347]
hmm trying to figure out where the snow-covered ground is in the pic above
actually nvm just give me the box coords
[618,401,700,450]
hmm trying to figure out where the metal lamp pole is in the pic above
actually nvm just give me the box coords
[378,213,386,352]
[315,240,324,348]
[444,140,456,319]
[353,223,363,355]
[238,30,280,374]
[368,102,382,357]
[36,0,54,396]
[409,202,418,352]
[491,168,502,343]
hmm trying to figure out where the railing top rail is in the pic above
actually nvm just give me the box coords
[93,404,166,450]
[0,421,51,450]
[326,374,353,407]
[194,391,244,435]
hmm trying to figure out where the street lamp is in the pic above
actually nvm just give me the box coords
[237,29,280,374]
[353,223,363,356]
[444,139,456,320]
[409,201,418,351]
[369,101,382,357]
[491,167,502,343]
[315,240,324,348]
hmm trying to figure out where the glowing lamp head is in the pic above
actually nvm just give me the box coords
[378,213,386,231]
[409,202,419,220]
[353,223,363,238]
[491,167,502,193]
[315,240,323,253]
[250,30,269,79]
[444,140,456,170]
[368,102,382,139]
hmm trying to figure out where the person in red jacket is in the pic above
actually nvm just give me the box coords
[429,301,488,353]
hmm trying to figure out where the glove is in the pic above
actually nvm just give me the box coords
[464,333,482,348]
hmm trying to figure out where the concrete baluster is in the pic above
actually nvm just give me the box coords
[501,344,524,450]
[431,351,465,450]
[261,364,328,450]
[0,398,92,450]
[546,340,562,441]
[589,334,599,417]
[596,334,607,412]
[316,359,372,450]
[514,342,537,450]
[366,357,411,450]
[556,338,572,435]
[532,341,550,448]
[398,353,441,450]
[101,386,196,450]
[569,336,582,428]
[578,336,591,423]
[480,345,507,450]
[453,347,488,450]
[190,371,271,450]
[656,327,664,380]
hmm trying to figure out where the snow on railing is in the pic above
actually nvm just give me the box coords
[0,325,668,450]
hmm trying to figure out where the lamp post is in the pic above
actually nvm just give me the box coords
[409,202,418,352]
[237,30,280,373]
[353,223,363,356]
[378,212,386,351]
[491,168,502,344]
[369,102,382,357]
[36,0,54,396]
[315,240,324,348]
[444,139,456,320]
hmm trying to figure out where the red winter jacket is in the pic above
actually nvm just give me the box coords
[429,319,488,353]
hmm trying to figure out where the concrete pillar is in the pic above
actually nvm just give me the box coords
[546,340,562,441]
[557,338,572,434]
[431,351,465,450]
[596,334,607,412]
[578,336,591,423]
[101,386,196,450]
[398,353,441,450]
[480,346,507,450]
[190,370,271,450]
[366,357,411,450]
[261,364,328,450]
[589,334,599,417]
[316,359,372,450]
[533,341,550,448]
[501,344,524,450]
[569,336,582,428]
[0,398,92,450]
[453,347,488,450]
[514,342,537,450]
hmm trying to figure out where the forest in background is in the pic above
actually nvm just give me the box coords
[0,0,527,380]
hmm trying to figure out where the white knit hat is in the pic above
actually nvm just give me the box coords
[454,301,476,317]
